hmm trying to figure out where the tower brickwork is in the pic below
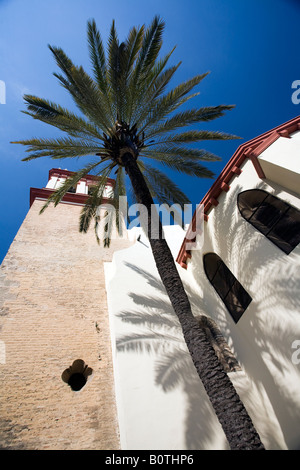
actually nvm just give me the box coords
[0,170,132,450]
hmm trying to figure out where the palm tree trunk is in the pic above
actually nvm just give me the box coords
[122,152,265,450]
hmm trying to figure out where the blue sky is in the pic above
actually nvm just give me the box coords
[1,0,300,263]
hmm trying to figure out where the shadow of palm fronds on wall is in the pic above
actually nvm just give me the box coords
[116,262,229,450]
[189,181,300,449]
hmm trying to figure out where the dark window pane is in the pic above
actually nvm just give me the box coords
[224,280,252,322]
[238,189,300,254]
[237,190,268,220]
[251,195,288,235]
[268,207,300,254]
[213,262,236,300]
[67,186,76,193]
[203,253,252,323]
[224,295,244,323]
[203,253,221,281]
[88,185,96,195]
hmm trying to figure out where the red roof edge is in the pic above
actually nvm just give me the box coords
[176,115,300,269]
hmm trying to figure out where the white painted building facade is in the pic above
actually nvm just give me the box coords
[104,116,300,450]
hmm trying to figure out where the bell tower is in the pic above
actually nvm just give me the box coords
[0,168,131,450]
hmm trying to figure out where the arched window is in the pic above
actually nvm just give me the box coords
[237,189,300,254]
[203,253,252,323]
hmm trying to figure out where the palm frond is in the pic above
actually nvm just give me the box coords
[39,161,101,214]
[107,20,120,115]
[141,15,165,71]
[139,73,209,133]
[87,19,107,93]
[117,25,145,122]
[79,166,113,234]
[48,45,76,86]
[141,163,191,207]
[123,25,145,75]
[111,167,127,236]
[143,153,215,179]
[49,45,113,132]
[154,129,240,145]
[125,16,165,124]
[145,105,236,138]
[130,59,180,128]
[134,16,165,79]
[94,166,128,246]
[97,208,115,247]
[21,95,104,141]
[141,144,220,161]
[13,137,108,161]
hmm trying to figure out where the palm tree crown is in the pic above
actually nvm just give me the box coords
[13,15,236,241]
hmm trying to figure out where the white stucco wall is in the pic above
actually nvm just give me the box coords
[45,175,58,189]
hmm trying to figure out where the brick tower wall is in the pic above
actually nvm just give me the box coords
[0,199,132,450]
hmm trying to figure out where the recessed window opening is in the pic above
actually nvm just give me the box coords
[237,189,300,254]
[68,373,87,391]
[88,185,96,195]
[67,186,76,193]
[61,359,93,392]
[203,253,252,323]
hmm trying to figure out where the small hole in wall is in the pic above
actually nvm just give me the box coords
[68,373,87,391]
[61,359,93,391]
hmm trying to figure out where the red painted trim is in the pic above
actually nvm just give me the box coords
[251,132,281,158]
[231,166,242,175]
[30,168,116,207]
[221,182,230,192]
[30,187,112,208]
[210,197,219,207]
[278,129,290,138]
[176,115,300,268]
[248,154,266,179]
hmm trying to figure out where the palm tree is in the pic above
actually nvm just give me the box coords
[12,17,264,450]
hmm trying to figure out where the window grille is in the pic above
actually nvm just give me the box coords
[203,253,252,323]
[237,189,300,254]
